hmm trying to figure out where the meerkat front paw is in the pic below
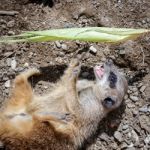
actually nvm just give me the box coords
[69,58,80,68]
[72,65,81,77]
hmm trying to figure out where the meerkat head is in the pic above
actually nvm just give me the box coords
[94,58,128,112]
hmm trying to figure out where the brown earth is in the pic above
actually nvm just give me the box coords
[0,0,150,149]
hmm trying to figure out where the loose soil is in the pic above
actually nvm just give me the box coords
[0,0,150,149]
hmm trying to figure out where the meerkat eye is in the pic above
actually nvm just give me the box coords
[102,97,115,108]
[108,71,117,88]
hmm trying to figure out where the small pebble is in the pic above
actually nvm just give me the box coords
[144,135,150,144]
[139,105,150,113]
[3,52,14,57]
[132,91,138,96]
[130,96,139,102]
[132,109,138,115]
[58,52,65,57]
[5,80,11,88]
[89,45,97,53]
[129,86,138,92]
[24,63,29,68]
[8,31,15,35]
[140,85,146,93]
[121,142,128,149]
[61,44,68,50]
[55,41,61,48]
[7,20,15,28]
[99,133,110,142]
[119,49,125,55]
[6,58,12,66]
[122,124,129,130]
[43,86,48,89]
[127,103,135,108]
[114,131,123,142]
[11,58,17,70]
[131,130,139,143]
[137,82,143,88]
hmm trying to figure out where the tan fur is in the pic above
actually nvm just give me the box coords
[0,58,128,150]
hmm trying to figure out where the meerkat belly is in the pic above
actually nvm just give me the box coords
[29,94,69,114]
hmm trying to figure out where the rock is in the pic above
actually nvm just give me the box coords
[4,52,14,57]
[142,20,146,24]
[144,135,150,144]
[72,12,79,20]
[61,44,68,50]
[132,91,138,96]
[127,89,132,94]
[139,105,150,113]
[8,31,15,35]
[43,86,48,89]
[131,130,139,143]
[129,86,138,92]
[121,142,128,149]
[99,133,110,142]
[127,147,136,150]
[55,57,63,64]
[57,51,65,57]
[4,80,11,88]
[137,82,143,88]
[7,20,15,28]
[130,95,139,102]
[6,58,12,66]
[3,76,9,81]
[127,132,132,138]
[16,67,24,72]
[11,58,17,70]
[1,24,7,29]
[124,94,128,100]
[0,19,6,24]
[122,124,129,130]
[29,52,33,58]
[127,102,135,108]
[119,49,125,55]
[89,46,97,53]
[24,63,29,68]
[55,41,61,48]
[132,109,138,115]
[140,85,146,93]
[114,131,123,142]
[139,115,150,133]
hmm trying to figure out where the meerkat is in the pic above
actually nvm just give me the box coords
[0,58,128,150]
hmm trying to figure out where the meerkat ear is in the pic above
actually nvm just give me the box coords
[33,112,73,124]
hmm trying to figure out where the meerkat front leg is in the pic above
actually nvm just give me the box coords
[60,58,82,113]
[61,58,81,94]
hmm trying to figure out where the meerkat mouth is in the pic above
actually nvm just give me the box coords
[95,65,105,79]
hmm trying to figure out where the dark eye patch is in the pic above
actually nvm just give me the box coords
[108,71,117,88]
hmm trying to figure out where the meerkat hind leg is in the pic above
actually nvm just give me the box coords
[6,68,40,110]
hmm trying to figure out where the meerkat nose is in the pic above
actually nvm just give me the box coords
[105,58,113,66]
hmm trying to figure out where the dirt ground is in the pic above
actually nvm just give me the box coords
[0,0,150,149]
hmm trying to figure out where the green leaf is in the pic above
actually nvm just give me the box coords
[0,27,149,43]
